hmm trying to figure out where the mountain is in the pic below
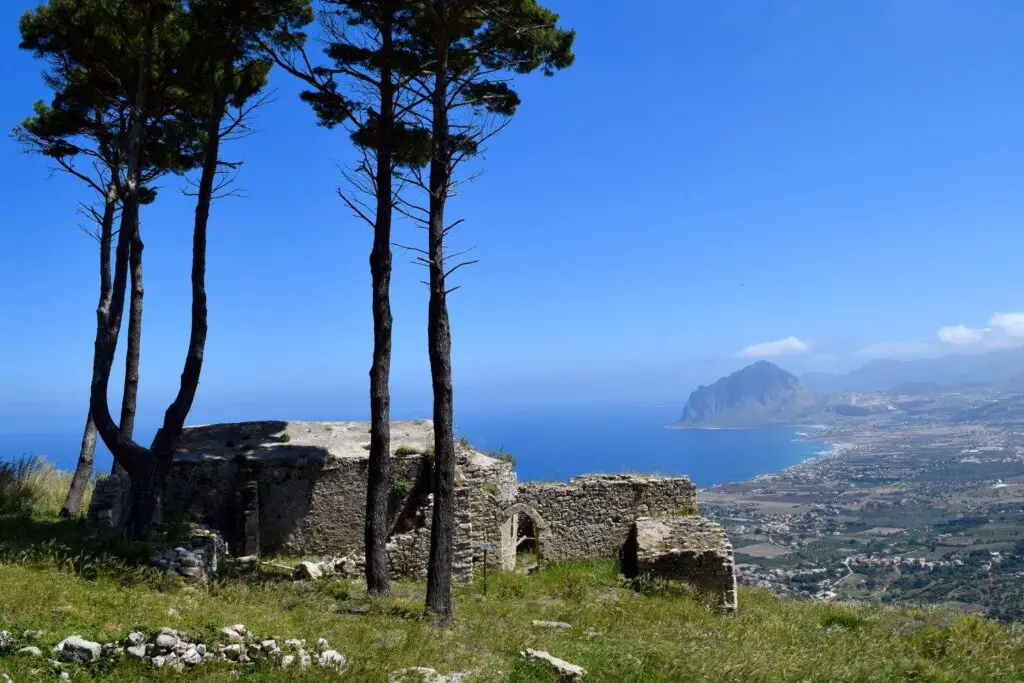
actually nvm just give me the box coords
[800,347,1024,394]
[677,361,822,427]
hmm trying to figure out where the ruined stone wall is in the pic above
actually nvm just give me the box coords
[622,515,737,611]
[460,454,517,569]
[516,475,698,565]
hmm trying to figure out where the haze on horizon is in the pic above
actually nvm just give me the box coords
[3,0,1024,429]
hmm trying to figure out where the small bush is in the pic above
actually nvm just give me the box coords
[394,446,420,457]
[278,433,291,444]
[820,609,867,631]
[392,479,412,496]
[488,450,517,468]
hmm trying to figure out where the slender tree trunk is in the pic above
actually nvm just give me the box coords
[150,82,223,466]
[365,6,397,596]
[120,234,144,442]
[91,11,156,535]
[60,411,97,518]
[425,0,456,624]
[63,184,118,517]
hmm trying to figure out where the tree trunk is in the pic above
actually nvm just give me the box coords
[60,410,97,518]
[91,8,153,482]
[365,6,397,597]
[120,231,144,442]
[63,183,118,517]
[425,0,456,624]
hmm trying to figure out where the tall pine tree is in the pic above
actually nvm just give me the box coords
[408,0,574,623]
[268,0,428,594]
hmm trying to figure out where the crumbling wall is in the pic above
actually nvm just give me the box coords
[516,475,697,565]
[622,515,737,611]
[460,453,517,569]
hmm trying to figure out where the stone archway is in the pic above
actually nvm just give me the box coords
[500,504,551,572]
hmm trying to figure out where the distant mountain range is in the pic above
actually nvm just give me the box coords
[799,346,1024,394]
[677,346,1024,428]
[677,361,823,428]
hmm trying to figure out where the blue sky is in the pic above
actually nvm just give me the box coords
[3,0,1024,433]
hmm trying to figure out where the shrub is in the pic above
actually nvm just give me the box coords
[392,479,412,496]
[394,446,420,457]
[488,450,517,468]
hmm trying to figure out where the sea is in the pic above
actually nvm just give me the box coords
[0,401,831,487]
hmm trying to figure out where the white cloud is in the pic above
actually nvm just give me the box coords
[937,324,989,345]
[990,312,1024,338]
[737,336,810,358]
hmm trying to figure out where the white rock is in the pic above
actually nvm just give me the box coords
[261,639,279,653]
[298,648,312,669]
[60,673,70,682]
[127,632,146,646]
[220,627,244,643]
[126,645,147,659]
[55,636,103,664]
[388,667,471,683]
[294,561,323,580]
[181,647,202,666]
[167,608,180,617]
[0,631,12,651]
[280,654,296,669]
[196,643,207,656]
[22,630,43,640]
[222,643,245,661]
[17,646,42,658]
[230,624,248,636]
[318,649,347,672]
[532,620,572,630]
[284,638,305,650]
[316,637,330,651]
[521,649,586,681]
[155,633,179,650]
[1,673,12,683]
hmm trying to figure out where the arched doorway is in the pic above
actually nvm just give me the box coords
[500,504,550,573]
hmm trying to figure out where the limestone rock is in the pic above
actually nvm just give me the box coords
[17,646,42,658]
[22,630,44,641]
[280,654,296,669]
[316,637,330,651]
[389,667,471,683]
[126,644,147,659]
[0,631,12,652]
[220,627,244,643]
[55,636,103,664]
[127,631,146,646]
[294,561,323,580]
[532,620,572,630]
[318,649,347,673]
[521,649,586,681]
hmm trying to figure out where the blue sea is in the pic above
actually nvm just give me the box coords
[0,401,829,487]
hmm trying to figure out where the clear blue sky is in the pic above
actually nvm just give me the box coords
[3,0,1024,433]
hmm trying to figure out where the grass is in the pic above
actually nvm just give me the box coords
[0,456,93,518]
[2,463,1024,681]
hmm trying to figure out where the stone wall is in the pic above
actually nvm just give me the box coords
[622,515,737,611]
[516,475,698,565]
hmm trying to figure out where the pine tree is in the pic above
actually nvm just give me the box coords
[268,0,428,594]
[407,0,575,623]
[16,0,199,516]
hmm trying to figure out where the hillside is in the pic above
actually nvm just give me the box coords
[801,347,1024,393]
[2,526,1022,682]
[677,361,822,428]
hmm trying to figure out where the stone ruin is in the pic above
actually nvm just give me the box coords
[89,420,736,607]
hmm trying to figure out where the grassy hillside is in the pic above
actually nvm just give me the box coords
[1,462,1023,681]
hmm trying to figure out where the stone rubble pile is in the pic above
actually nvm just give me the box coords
[292,554,365,581]
[0,624,348,677]
[149,527,228,582]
